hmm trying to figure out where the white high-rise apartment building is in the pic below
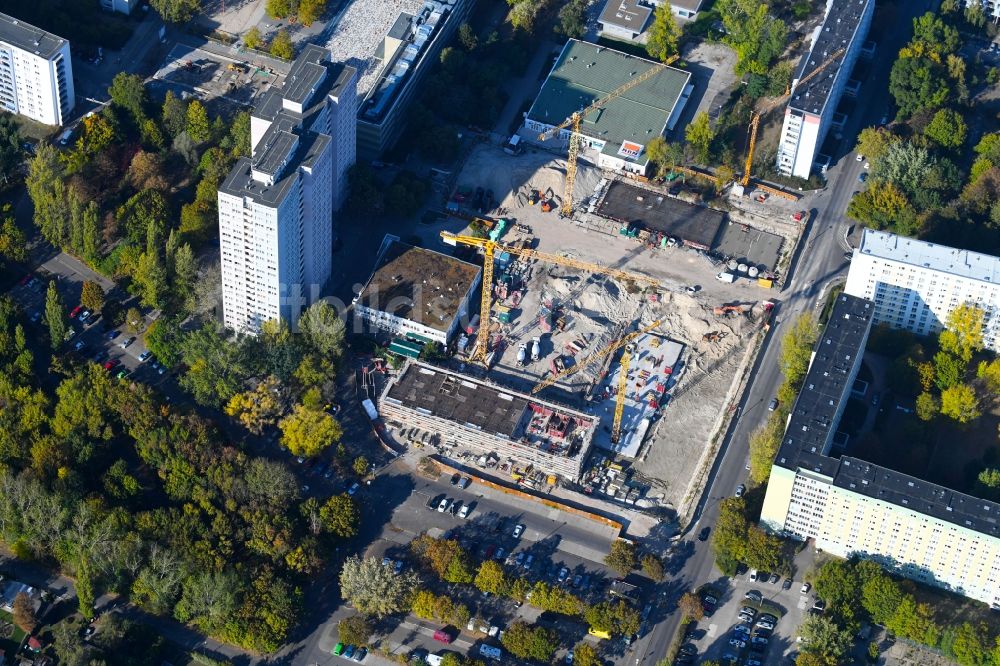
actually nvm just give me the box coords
[776,0,873,179]
[760,294,1000,609]
[845,229,1000,351]
[0,12,74,126]
[218,45,357,334]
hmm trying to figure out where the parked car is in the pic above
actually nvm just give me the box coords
[735,484,745,497]
[450,473,461,485]
[748,569,758,582]
[353,647,367,662]
[138,350,152,362]
[458,504,471,519]
[120,336,136,349]
[512,523,525,538]
[698,527,711,541]
[348,482,360,496]
[800,582,811,594]
[70,305,83,319]
[729,639,746,648]
[744,590,762,603]
[768,398,778,411]
[437,498,451,513]
[458,476,471,489]
[558,567,569,582]
[107,329,119,340]
[782,578,793,590]
[769,573,780,584]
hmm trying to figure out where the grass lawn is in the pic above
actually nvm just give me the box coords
[0,608,28,656]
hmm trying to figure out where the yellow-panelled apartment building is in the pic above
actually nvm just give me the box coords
[760,294,1000,608]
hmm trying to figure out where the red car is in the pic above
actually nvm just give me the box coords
[103,359,120,371]
[18,273,32,286]
[70,305,83,319]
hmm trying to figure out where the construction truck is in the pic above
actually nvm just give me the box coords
[716,272,736,283]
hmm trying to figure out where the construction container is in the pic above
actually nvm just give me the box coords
[757,278,774,288]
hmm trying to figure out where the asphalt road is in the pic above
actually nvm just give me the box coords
[636,1,935,662]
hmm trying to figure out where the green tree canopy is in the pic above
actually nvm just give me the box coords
[603,539,637,575]
[279,403,343,458]
[646,3,681,62]
[500,621,559,662]
[151,0,201,22]
[923,108,967,149]
[339,555,419,617]
[685,112,714,164]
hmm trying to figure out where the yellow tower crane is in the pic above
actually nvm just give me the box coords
[441,232,659,365]
[539,54,680,216]
[740,48,846,189]
[531,319,662,394]
[611,342,638,443]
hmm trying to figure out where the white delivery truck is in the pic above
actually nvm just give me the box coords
[361,398,378,421]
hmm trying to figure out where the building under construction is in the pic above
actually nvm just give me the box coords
[379,360,597,480]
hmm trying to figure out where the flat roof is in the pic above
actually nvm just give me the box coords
[774,294,874,478]
[385,361,595,455]
[219,130,330,207]
[599,0,652,31]
[671,0,704,11]
[596,181,724,249]
[327,0,426,95]
[0,12,66,59]
[789,0,872,116]
[856,228,1000,285]
[527,39,690,150]
[253,118,299,177]
[358,240,480,333]
[834,458,1000,538]
[253,46,356,131]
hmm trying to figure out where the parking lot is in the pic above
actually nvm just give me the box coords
[684,558,819,665]
[314,454,652,664]
[6,252,166,386]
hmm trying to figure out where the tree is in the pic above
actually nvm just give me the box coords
[889,56,950,118]
[934,350,964,390]
[266,0,292,17]
[228,111,252,158]
[923,109,967,150]
[711,498,749,572]
[572,643,600,666]
[646,3,681,62]
[299,0,327,25]
[45,280,67,349]
[151,0,201,22]
[319,494,359,537]
[677,592,704,621]
[298,301,346,358]
[779,314,819,384]
[124,307,144,334]
[178,322,250,407]
[186,100,211,144]
[799,615,853,662]
[860,568,903,626]
[108,73,148,122]
[52,619,92,666]
[243,27,264,53]
[749,415,783,485]
[812,559,861,623]
[952,622,990,666]
[940,304,984,363]
[279,403,342,457]
[585,599,640,637]
[556,0,587,38]
[915,392,939,421]
[641,553,664,581]
[847,182,918,236]
[604,539,637,575]
[270,29,295,60]
[339,555,419,617]
[128,150,169,191]
[508,2,539,31]
[174,570,238,635]
[11,591,37,633]
[646,136,684,177]
[940,383,980,423]
[717,0,787,75]
[0,113,23,183]
[744,526,783,571]
[0,215,28,263]
[224,376,286,434]
[161,90,188,139]
[500,621,559,662]
[338,615,372,647]
[855,127,899,162]
[685,112,714,164]
[474,560,510,596]
[78,281,105,314]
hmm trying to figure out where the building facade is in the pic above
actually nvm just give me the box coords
[218,46,356,334]
[0,12,74,126]
[760,294,1000,608]
[353,238,481,346]
[379,361,596,481]
[356,0,472,159]
[844,229,1000,351]
[776,0,873,178]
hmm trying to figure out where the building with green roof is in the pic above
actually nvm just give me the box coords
[524,39,692,177]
